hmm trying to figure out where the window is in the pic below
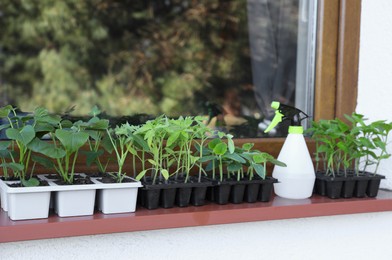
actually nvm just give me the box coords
[0,0,359,149]
[0,0,322,138]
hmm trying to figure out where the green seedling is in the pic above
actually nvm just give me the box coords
[107,123,148,183]
[82,106,112,173]
[308,113,392,177]
[0,106,62,186]
[135,116,170,184]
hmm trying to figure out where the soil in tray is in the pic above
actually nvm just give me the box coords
[92,173,136,184]
[7,180,49,187]
[1,176,20,181]
[54,176,94,185]
[44,174,60,180]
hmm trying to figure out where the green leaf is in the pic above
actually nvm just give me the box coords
[206,160,218,171]
[28,138,66,159]
[227,137,235,154]
[0,124,10,131]
[34,107,61,125]
[253,154,267,164]
[193,143,202,152]
[253,164,266,179]
[148,159,157,166]
[55,129,89,153]
[85,130,100,141]
[60,120,73,128]
[373,138,386,150]
[164,147,175,154]
[208,138,221,150]
[166,131,180,147]
[34,122,54,133]
[6,125,35,146]
[167,158,176,168]
[145,130,155,147]
[190,155,199,164]
[161,169,169,180]
[89,106,101,117]
[41,115,62,125]
[213,143,227,156]
[132,133,149,151]
[242,143,254,151]
[127,146,138,155]
[337,142,349,154]
[86,118,109,130]
[101,132,114,153]
[0,150,11,158]
[0,105,12,118]
[181,131,189,140]
[217,132,225,138]
[22,178,40,187]
[81,150,104,167]
[379,154,391,159]
[224,153,246,163]
[239,153,253,162]
[227,162,242,172]
[358,137,374,148]
[198,155,216,163]
[0,162,24,172]
[135,169,147,181]
[344,114,356,124]
[268,158,287,167]
[0,141,11,150]
[32,155,55,169]
[34,107,48,118]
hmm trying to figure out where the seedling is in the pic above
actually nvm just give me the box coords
[308,113,392,176]
[0,106,62,186]
[107,123,148,182]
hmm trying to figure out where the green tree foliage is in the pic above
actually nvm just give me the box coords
[0,0,251,116]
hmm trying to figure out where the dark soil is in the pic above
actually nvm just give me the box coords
[54,176,94,185]
[1,176,20,181]
[44,174,60,180]
[89,172,107,178]
[89,172,136,184]
[7,180,49,188]
[97,176,135,184]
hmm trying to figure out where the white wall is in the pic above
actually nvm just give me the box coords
[357,0,392,189]
[1,1,392,259]
[1,212,392,260]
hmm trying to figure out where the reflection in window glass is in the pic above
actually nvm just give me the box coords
[0,0,316,137]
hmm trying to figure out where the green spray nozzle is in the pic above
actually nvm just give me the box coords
[264,101,308,133]
[264,106,284,133]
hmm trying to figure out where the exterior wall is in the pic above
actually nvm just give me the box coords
[356,0,392,190]
[1,212,392,260]
[1,1,392,259]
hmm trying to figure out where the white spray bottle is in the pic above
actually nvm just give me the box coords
[264,101,315,199]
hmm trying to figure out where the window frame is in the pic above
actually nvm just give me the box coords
[314,0,360,121]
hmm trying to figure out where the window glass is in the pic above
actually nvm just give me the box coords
[0,0,317,137]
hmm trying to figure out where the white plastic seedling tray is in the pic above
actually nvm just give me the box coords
[1,174,143,218]
[0,178,52,220]
[91,175,142,214]
[38,173,142,190]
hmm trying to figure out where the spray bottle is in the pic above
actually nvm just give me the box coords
[264,101,315,199]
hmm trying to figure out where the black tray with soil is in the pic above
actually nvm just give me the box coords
[315,172,385,199]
